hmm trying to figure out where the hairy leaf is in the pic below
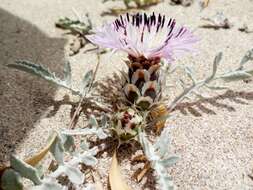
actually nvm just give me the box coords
[211,52,222,78]
[50,135,65,165]
[7,61,80,95]
[81,70,93,93]
[138,129,177,190]
[1,169,23,190]
[31,178,65,190]
[63,61,72,85]
[221,70,252,82]
[62,127,108,139]
[10,155,41,185]
[51,165,84,184]
[239,48,253,68]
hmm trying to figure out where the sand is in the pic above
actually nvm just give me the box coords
[0,0,253,189]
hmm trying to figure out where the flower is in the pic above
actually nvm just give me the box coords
[86,12,198,62]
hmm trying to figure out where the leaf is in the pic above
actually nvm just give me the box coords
[59,133,75,152]
[138,130,176,190]
[205,85,228,90]
[0,132,57,174]
[26,132,57,167]
[51,165,84,185]
[1,169,23,190]
[7,60,82,95]
[211,52,222,78]
[50,135,65,165]
[158,156,179,167]
[221,70,252,82]
[78,154,97,166]
[109,152,131,190]
[81,70,93,93]
[63,61,72,85]
[7,61,54,79]
[184,66,196,84]
[154,127,171,157]
[240,48,253,68]
[31,178,65,190]
[89,115,98,127]
[62,127,108,139]
[10,155,41,185]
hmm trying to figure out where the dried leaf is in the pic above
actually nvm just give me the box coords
[26,132,57,167]
[109,152,131,190]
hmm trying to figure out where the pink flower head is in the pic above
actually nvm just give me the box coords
[86,12,198,62]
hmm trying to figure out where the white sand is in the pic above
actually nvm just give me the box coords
[0,0,253,189]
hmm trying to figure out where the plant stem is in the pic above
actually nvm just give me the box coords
[69,52,101,129]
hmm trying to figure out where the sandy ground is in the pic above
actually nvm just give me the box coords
[1,0,253,189]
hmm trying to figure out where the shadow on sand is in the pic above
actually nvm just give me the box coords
[0,8,67,165]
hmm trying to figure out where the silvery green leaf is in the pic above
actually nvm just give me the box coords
[69,147,98,167]
[50,165,84,184]
[10,155,41,185]
[81,70,93,93]
[80,140,89,151]
[154,127,171,157]
[1,169,23,190]
[240,48,253,68]
[205,85,228,90]
[221,70,252,82]
[63,61,71,85]
[50,135,65,165]
[89,115,98,127]
[8,61,54,80]
[84,184,96,190]
[212,52,222,77]
[158,156,179,167]
[246,69,253,75]
[77,154,97,166]
[59,133,75,152]
[31,178,65,190]
[185,66,196,84]
[35,164,44,178]
[62,127,108,139]
[101,114,108,128]
[138,130,176,190]
[7,61,81,96]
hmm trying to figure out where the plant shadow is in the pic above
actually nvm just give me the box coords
[0,8,67,165]
[173,90,253,117]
